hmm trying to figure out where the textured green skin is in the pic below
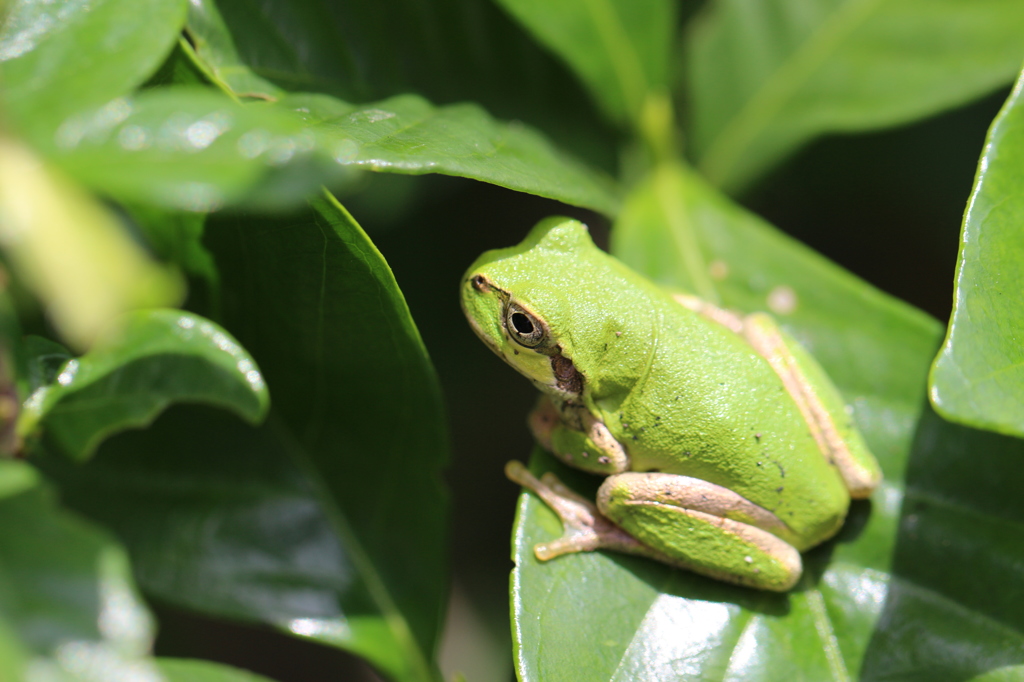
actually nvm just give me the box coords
[462,217,852,557]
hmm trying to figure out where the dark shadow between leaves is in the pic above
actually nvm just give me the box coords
[860,401,1024,681]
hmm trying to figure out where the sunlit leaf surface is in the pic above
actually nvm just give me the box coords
[21,309,268,460]
[509,164,1024,679]
[185,0,620,172]
[931,68,1024,439]
[46,87,355,213]
[0,460,150,679]
[687,0,1024,192]
[0,0,187,141]
[492,0,675,126]
[288,93,620,216]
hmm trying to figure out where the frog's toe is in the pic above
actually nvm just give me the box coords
[505,461,656,561]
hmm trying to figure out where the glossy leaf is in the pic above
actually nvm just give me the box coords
[687,0,1024,192]
[184,0,620,172]
[49,407,413,681]
[0,136,183,350]
[20,309,268,460]
[0,459,277,682]
[46,87,355,213]
[510,164,1024,679]
[204,195,448,681]
[0,459,161,680]
[931,68,1024,438]
[287,93,620,216]
[0,0,187,142]
[52,196,450,682]
[492,0,676,126]
[183,0,282,100]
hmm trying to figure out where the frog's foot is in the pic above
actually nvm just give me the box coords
[504,461,654,560]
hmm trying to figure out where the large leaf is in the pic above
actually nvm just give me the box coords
[183,0,619,172]
[687,0,1024,192]
[286,92,620,216]
[179,3,620,214]
[0,458,282,682]
[183,0,282,100]
[44,86,354,212]
[931,68,1024,439]
[0,0,187,142]
[20,309,269,460]
[0,460,160,680]
[492,0,676,127]
[51,195,450,682]
[509,163,1024,679]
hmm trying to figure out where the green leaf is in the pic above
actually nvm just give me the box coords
[491,0,676,126]
[0,457,38,500]
[20,309,269,460]
[46,86,355,212]
[931,68,1024,439]
[51,195,450,682]
[0,137,184,350]
[0,0,188,141]
[157,658,279,682]
[184,0,620,173]
[0,459,161,679]
[204,195,448,681]
[286,92,620,216]
[687,0,1024,192]
[510,164,1024,678]
[183,0,282,99]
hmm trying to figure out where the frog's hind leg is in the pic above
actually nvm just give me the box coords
[506,461,802,592]
[505,461,649,559]
[674,294,881,498]
[597,472,802,591]
[740,313,880,498]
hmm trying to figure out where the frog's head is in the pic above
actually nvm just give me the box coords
[460,217,640,401]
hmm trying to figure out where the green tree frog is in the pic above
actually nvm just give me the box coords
[460,217,881,591]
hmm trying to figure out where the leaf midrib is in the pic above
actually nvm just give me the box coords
[272,414,436,682]
[698,0,884,186]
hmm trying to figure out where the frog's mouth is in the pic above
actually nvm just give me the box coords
[461,274,583,400]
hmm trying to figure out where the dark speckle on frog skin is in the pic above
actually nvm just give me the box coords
[776,486,784,493]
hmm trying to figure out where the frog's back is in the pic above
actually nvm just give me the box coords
[598,291,849,548]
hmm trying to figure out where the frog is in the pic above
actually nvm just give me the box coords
[459,217,882,591]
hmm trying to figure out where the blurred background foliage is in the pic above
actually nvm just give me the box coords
[2,0,1024,681]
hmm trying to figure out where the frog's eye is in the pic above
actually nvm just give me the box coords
[506,303,545,348]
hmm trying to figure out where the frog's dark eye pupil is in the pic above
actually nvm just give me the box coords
[511,312,534,335]
[506,304,545,348]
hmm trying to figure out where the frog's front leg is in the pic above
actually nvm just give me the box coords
[506,461,802,592]
[527,395,629,474]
